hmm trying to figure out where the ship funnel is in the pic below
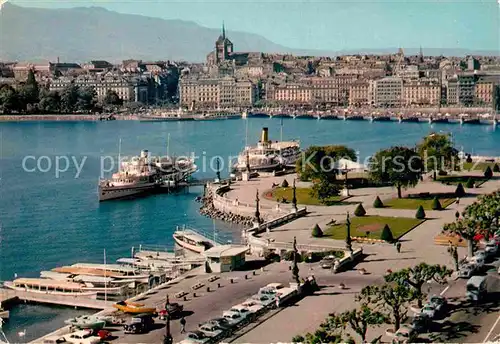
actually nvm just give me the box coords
[141,150,149,158]
[261,127,269,143]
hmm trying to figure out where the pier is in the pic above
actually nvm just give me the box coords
[0,289,114,310]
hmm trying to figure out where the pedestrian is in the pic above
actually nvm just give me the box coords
[275,295,280,308]
[180,316,186,334]
[396,241,401,253]
[456,197,460,205]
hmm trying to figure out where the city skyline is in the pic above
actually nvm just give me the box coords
[8,0,500,52]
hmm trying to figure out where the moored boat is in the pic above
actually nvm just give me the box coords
[0,310,8,321]
[113,301,156,314]
[52,266,124,278]
[173,229,215,254]
[64,315,107,330]
[3,278,98,298]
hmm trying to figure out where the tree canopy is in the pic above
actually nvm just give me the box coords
[417,133,459,176]
[368,146,423,198]
[297,145,357,181]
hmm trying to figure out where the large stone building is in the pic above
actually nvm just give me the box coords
[268,82,312,105]
[475,76,499,106]
[179,76,257,109]
[49,73,149,103]
[373,77,403,107]
[403,80,441,106]
[349,81,372,107]
[457,74,477,106]
[446,78,459,105]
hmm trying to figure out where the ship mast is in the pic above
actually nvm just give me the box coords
[167,133,170,158]
[104,249,107,303]
[245,120,248,148]
[280,117,283,142]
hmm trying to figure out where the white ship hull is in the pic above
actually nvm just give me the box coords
[98,183,158,202]
[3,281,98,299]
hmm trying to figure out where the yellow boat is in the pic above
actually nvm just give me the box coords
[113,301,156,314]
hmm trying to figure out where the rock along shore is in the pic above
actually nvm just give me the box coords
[199,195,254,226]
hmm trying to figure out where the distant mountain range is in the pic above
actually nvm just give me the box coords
[0,3,498,63]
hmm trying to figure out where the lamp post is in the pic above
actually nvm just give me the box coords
[346,212,353,254]
[292,236,300,285]
[292,179,297,212]
[163,294,173,344]
[341,163,349,196]
[215,158,221,182]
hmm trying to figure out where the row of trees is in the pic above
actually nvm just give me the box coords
[0,70,123,114]
[296,133,458,203]
[293,263,453,343]
[444,191,500,257]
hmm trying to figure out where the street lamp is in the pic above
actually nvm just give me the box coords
[345,212,353,254]
[340,163,350,196]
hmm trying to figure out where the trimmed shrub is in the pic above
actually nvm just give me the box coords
[264,251,280,262]
[415,205,426,219]
[380,224,394,242]
[455,183,466,197]
[484,166,493,179]
[455,211,460,219]
[493,164,500,173]
[281,179,289,188]
[354,203,367,217]
[432,197,442,210]
[373,196,384,208]
[438,170,448,176]
[466,155,473,163]
[465,177,475,189]
[282,250,294,261]
[311,224,323,238]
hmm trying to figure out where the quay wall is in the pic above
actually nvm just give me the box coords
[0,114,138,121]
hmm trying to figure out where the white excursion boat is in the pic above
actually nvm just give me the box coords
[173,229,215,254]
[232,127,301,173]
[98,148,197,202]
[3,278,98,298]
[70,263,150,282]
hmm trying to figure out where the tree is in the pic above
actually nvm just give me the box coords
[354,204,366,217]
[380,225,394,242]
[465,178,475,189]
[493,164,500,173]
[415,205,426,219]
[328,306,387,343]
[373,196,384,208]
[18,69,40,110]
[297,145,356,181]
[357,283,416,331]
[443,217,480,257]
[38,89,61,113]
[463,192,500,239]
[309,176,341,204]
[60,84,80,113]
[0,84,21,113]
[384,263,452,308]
[281,179,289,188]
[76,86,97,111]
[311,224,323,238]
[417,133,459,179]
[369,146,423,198]
[484,166,493,179]
[455,183,466,197]
[103,90,123,106]
[432,197,442,210]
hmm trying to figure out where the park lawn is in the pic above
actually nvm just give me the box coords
[263,187,345,206]
[462,162,499,171]
[324,215,424,240]
[385,197,455,210]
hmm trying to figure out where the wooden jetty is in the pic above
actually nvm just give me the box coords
[0,289,114,310]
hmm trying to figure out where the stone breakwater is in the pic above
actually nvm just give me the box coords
[199,195,254,226]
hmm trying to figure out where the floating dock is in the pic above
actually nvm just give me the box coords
[0,289,114,310]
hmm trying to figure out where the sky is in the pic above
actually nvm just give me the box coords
[7,0,500,51]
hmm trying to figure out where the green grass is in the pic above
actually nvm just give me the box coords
[324,215,424,240]
[384,197,455,210]
[462,162,498,171]
[263,187,346,206]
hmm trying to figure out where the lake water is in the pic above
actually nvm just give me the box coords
[0,117,499,341]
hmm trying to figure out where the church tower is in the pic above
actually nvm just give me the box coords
[215,22,233,64]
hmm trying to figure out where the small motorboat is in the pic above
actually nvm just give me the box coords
[65,315,106,330]
[0,309,8,320]
[113,301,156,314]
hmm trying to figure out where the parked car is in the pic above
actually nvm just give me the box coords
[485,241,498,256]
[222,311,246,326]
[428,295,447,313]
[63,330,101,344]
[458,263,476,278]
[475,250,488,260]
[409,314,431,333]
[421,304,436,319]
[320,257,336,269]
[467,256,484,268]
[42,337,68,344]
[393,325,417,343]
[200,318,233,332]
[198,323,224,338]
[226,305,253,320]
[241,300,264,314]
[123,314,155,334]
[159,302,184,320]
[183,331,211,344]
[249,294,275,307]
